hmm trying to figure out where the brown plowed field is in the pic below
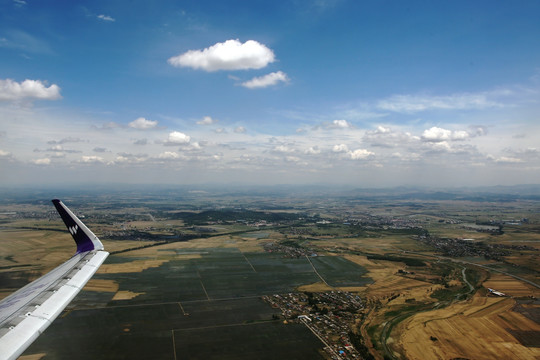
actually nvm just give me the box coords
[483,273,540,298]
[396,294,540,360]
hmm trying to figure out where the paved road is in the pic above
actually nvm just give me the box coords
[401,250,540,289]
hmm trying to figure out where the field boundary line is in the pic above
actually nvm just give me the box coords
[305,255,330,287]
[200,279,210,300]
[178,302,187,315]
[242,253,257,272]
[172,319,280,332]
[73,295,266,311]
[171,329,177,360]
[196,269,211,300]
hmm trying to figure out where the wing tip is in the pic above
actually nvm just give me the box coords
[51,199,104,254]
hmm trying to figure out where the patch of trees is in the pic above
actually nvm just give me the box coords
[165,209,303,225]
[279,240,303,249]
[366,254,426,267]
[430,286,468,301]
[348,331,375,360]
[104,229,212,242]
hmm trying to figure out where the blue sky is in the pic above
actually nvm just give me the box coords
[1,0,540,187]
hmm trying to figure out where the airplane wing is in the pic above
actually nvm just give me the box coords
[0,199,109,360]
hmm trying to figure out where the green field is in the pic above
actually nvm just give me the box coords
[24,247,370,358]
[27,297,325,359]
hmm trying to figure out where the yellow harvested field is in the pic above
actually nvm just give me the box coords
[343,254,436,301]
[0,229,72,272]
[343,254,401,280]
[174,254,203,260]
[119,235,265,256]
[297,282,334,292]
[84,279,119,293]
[112,291,144,301]
[316,238,400,254]
[19,354,46,360]
[98,259,168,274]
[396,294,540,360]
[483,273,540,298]
[366,275,434,299]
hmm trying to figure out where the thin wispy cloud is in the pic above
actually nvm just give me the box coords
[32,158,51,165]
[79,155,105,163]
[241,71,289,89]
[97,14,115,22]
[0,150,13,158]
[47,137,85,145]
[377,92,505,113]
[133,139,148,145]
[0,30,52,54]
[13,0,27,7]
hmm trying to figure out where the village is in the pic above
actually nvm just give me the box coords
[263,291,368,359]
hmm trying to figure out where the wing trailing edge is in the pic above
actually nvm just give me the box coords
[0,200,109,360]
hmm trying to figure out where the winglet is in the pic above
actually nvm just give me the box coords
[52,199,104,254]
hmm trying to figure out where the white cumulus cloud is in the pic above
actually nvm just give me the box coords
[349,149,374,160]
[241,71,289,89]
[158,151,180,160]
[80,155,104,163]
[331,119,351,128]
[197,116,217,125]
[274,145,294,153]
[115,156,129,163]
[422,127,471,142]
[333,144,349,153]
[164,131,191,145]
[129,117,158,130]
[168,39,275,72]
[0,79,61,101]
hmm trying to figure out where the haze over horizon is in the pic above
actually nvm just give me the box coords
[1,1,539,187]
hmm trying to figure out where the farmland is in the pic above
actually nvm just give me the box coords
[1,186,539,359]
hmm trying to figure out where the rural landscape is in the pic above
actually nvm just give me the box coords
[0,185,539,359]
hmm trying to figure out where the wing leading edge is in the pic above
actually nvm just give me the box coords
[0,200,109,360]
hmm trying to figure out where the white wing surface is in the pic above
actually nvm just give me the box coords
[0,200,109,360]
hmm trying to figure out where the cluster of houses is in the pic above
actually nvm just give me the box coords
[416,235,511,260]
[263,242,316,258]
[263,291,365,359]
